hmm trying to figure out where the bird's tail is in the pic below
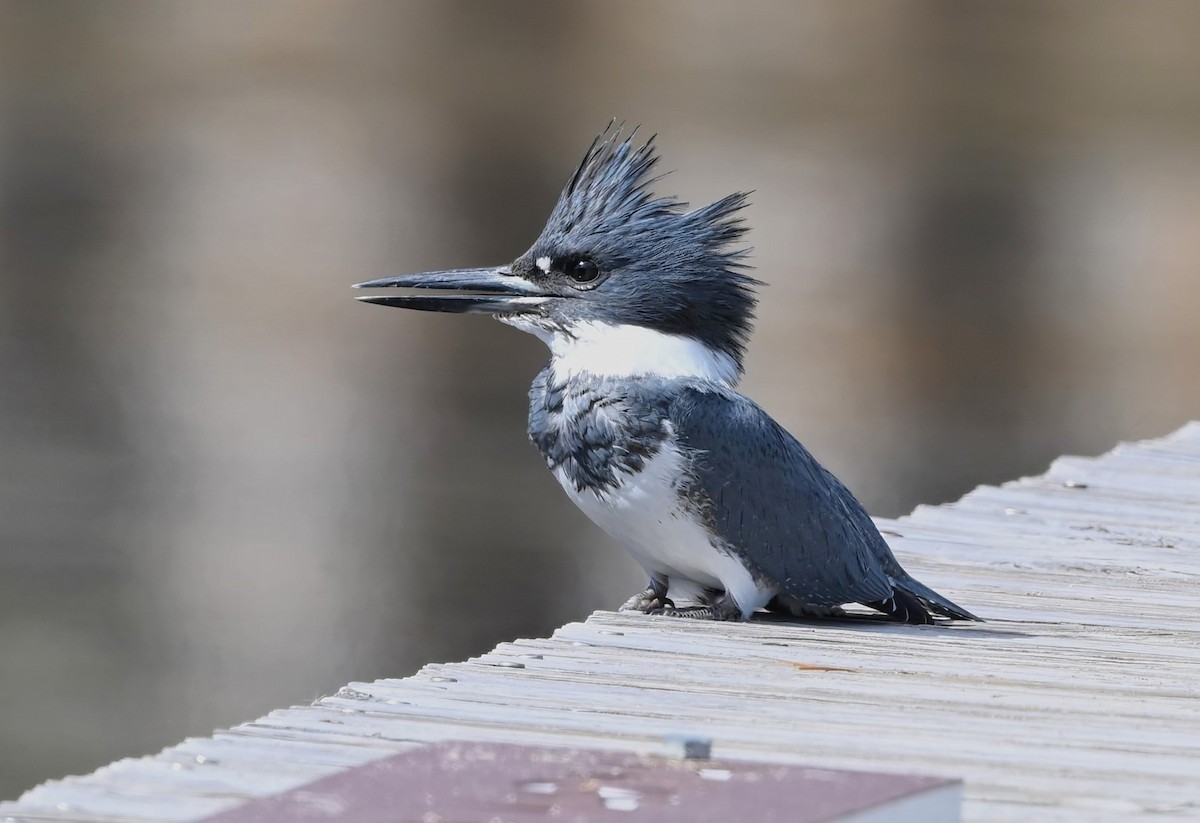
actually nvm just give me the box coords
[865,588,934,625]
[894,576,981,622]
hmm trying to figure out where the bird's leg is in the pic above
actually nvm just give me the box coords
[619,575,673,613]
[652,591,742,621]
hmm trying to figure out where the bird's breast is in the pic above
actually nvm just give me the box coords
[527,370,671,493]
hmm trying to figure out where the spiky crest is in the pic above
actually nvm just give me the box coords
[529,125,759,369]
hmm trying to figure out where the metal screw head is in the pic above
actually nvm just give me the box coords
[663,734,712,760]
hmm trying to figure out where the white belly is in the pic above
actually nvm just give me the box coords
[555,445,775,617]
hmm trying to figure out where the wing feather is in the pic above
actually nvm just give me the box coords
[669,387,895,606]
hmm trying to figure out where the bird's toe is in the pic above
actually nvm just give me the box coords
[619,589,675,613]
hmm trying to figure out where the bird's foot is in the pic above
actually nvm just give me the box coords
[650,593,742,621]
[651,605,715,619]
[619,590,676,614]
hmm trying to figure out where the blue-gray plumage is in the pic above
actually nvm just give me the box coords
[356,125,979,624]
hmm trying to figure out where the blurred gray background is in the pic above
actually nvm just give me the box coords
[2,0,1198,798]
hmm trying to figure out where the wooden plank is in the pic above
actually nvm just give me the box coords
[3,423,1199,823]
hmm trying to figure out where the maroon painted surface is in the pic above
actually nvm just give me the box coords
[203,742,956,823]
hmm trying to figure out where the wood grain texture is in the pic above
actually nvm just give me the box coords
[4,423,1199,823]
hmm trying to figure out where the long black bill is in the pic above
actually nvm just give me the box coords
[353,267,550,314]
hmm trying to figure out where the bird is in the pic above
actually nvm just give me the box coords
[355,126,978,625]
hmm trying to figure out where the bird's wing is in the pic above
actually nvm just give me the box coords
[669,386,895,606]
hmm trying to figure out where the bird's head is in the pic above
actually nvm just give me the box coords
[356,127,757,384]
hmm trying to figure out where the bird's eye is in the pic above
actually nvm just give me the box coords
[567,259,600,284]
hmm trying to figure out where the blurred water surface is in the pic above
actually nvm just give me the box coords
[1,0,1198,797]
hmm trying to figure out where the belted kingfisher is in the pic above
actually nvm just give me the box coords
[356,127,978,625]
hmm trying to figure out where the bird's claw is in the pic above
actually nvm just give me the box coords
[619,588,675,613]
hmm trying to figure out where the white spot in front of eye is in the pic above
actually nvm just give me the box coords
[536,256,552,273]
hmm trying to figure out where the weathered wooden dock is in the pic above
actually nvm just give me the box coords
[4,423,1199,822]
